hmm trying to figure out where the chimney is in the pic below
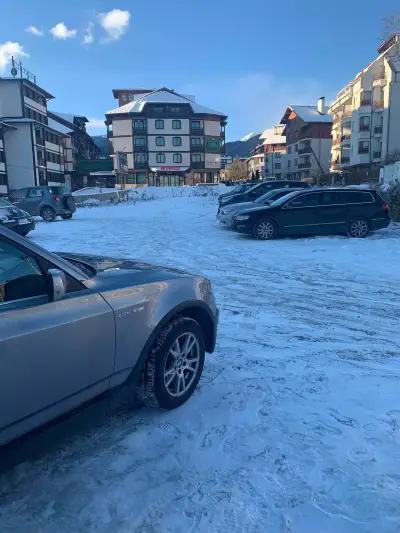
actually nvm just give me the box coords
[317,96,326,114]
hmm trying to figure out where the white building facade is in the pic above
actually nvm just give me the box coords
[106,88,227,186]
[329,34,400,172]
[0,78,66,193]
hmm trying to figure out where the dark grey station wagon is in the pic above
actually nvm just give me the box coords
[0,227,218,446]
[231,188,390,239]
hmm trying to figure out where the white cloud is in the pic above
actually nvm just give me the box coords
[25,25,43,37]
[0,41,28,73]
[83,22,94,45]
[99,9,130,41]
[50,22,77,40]
[86,118,105,130]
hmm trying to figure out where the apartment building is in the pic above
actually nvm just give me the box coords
[47,111,101,189]
[261,124,287,179]
[329,33,400,172]
[106,87,227,186]
[280,98,332,180]
[0,77,65,192]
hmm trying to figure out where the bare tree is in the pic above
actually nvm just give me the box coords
[226,157,248,181]
[381,13,400,41]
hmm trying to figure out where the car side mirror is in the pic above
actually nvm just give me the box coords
[47,269,66,301]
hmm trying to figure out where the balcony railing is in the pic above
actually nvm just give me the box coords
[298,161,311,169]
[134,160,148,169]
[359,125,370,132]
[358,148,369,155]
[298,145,311,154]
[374,126,383,134]
[133,126,147,134]
[190,126,204,134]
[191,143,204,152]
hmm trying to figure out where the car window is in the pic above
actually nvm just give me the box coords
[27,188,44,198]
[47,186,65,195]
[0,199,11,207]
[286,193,320,208]
[318,191,340,205]
[0,238,47,304]
[344,191,375,204]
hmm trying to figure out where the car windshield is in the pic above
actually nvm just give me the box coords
[0,199,11,207]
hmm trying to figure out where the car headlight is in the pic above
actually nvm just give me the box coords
[235,215,249,221]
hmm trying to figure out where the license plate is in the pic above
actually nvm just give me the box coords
[18,218,29,225]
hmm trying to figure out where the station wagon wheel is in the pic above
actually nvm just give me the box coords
[253,219,277,240]
[137,316,205,409]
[348,218,369,238]
[41,206,56,222]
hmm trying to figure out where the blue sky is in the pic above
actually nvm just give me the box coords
[0,0,399,140]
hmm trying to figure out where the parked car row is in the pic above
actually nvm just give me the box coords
[218,182,390,239]
[0,186,76,236]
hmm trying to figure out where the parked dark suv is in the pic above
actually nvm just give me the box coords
[218,180,308,209]
[8,186,76,222]
[231,188,390,239]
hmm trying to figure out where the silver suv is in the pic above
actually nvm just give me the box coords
[0,227,218,446]
[8,186,76,222]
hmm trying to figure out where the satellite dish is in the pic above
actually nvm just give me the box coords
[11,67,18,77]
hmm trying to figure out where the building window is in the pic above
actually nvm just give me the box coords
[361,91,372,106]
[192,153,202,162]
[155,136,165,146]
[288,160,291,168]
[135,153,147,163]
[0,151,4,163]
[295,144,298,152]
[358,141,369,154]
[288,146,292,154]
[191,137,202,146]
[172,136,182,147]
[359,116,370,132]
[275,152,281,158]
[155,119,164,130]
[191,120,202,130]
[294,158,298,167]
[156,153,166,163]
[173,153,182,163]
[275,163,281,169]
[170,106,181,114]
[135,137,146,147]
[134,120,145,130]
[172,120,182,130]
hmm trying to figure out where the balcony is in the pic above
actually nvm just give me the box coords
[373,72,386,87]
[359,125,370,132]
[298,161,311,169]
[133,126,147,134]
[374,125,383,135]
[191,143,204,152]
[191,161,204,169]
[373,151,382,160]
[298,144,311,155]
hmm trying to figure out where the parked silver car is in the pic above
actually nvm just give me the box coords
[0,227,218,446]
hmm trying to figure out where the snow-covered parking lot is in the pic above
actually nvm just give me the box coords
[1,190,400,532]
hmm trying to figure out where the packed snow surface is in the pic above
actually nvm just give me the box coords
[1,190,400,532]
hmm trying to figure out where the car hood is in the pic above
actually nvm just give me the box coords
[0,206,31,221]
[223,201,257,212]
[57,252,195,289]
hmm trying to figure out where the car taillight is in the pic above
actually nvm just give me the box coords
[53,195,61,203]
[383,202,389,213]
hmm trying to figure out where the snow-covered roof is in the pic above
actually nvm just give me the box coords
[260,126,286,145]
[106,87,226,117]
[283,105,332,124]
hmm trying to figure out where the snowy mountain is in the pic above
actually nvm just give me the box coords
[225,132,262,159]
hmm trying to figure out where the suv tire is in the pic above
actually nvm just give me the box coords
[137,316,205,409]
[41,206,56,222]
[253,218,277,240]
[348,218,369,238]
[61,214,73,220]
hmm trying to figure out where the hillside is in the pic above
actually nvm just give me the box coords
[91,135,112,158]
[225,132,261,159]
